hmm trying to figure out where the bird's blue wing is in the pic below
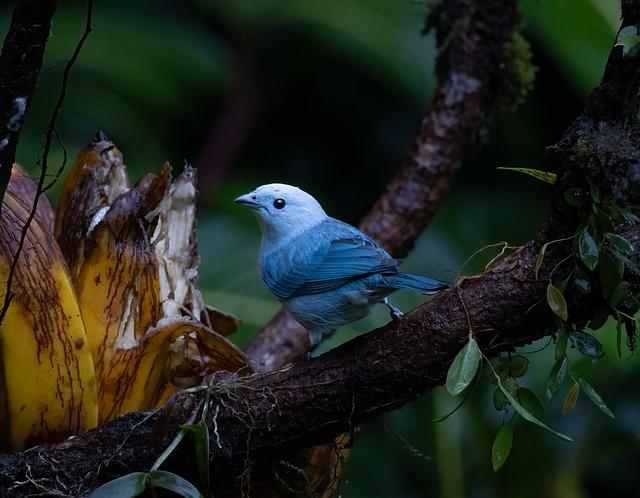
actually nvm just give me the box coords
[263,235,398,299]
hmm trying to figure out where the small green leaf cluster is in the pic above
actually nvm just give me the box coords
[444,336,574,472]
[544,179,639,357]
[443,330,617,473]
[89,471,202,498]
[487,352,569,472]
[548,333,613,419]
[462,165,636,475]
[90,401,211,498]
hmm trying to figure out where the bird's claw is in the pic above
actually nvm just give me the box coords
[384,298,403,320]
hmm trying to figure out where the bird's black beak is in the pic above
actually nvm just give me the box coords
[234,193,262,210]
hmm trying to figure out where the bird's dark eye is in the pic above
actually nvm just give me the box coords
[273,198,286,209]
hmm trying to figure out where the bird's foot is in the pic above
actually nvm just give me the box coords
[307,328,333,354]
[384,298,403,320]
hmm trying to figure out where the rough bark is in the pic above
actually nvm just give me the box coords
[0,223,637,497]
[0,0,57,211]
[245,0,520,371]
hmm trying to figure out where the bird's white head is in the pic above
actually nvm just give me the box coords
[235,183,328,244]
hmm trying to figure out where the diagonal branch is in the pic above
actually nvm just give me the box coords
[0,0,57,212]
[0,222,637,497]
[245,0,519,371]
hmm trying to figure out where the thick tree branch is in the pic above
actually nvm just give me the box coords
[0,0,57,211]
[0,223,637,497]
[245,0,519,370]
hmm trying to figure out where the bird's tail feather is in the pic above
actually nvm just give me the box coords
[381,273,450,294]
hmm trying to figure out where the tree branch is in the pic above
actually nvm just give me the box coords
[0,222,637,496]
[583,0,640,122]
[245,0,519,371]
[0,0,57,211]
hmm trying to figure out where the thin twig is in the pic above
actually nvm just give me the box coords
[0,0,94,324]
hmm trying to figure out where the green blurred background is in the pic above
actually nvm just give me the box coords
[4,0,639,496]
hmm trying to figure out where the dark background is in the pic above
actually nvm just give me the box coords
[3,1,638,497]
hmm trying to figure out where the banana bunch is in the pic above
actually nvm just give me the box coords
[55,132,251,423]
[0,133,250,451]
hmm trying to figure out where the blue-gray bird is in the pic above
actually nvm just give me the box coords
[235,184,450,347]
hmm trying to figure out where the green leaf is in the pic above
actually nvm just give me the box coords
[546,356,568,401]
[446,335,481,396]
[493,386,508,411]
[610,282,628,308]
[605,233,635,256]
[494,359,509,382]
[569,330,604,359]
[615,292,640,315]
[594,207,615,233]
[562,381,580,415]
[497,167,556,184]
[599,250,625,300]
[616,320,623,359]
[588,180,601,203]
[564,188,584,206]
[534,234,578,278]
[578,230,600,271]
[589,306,610,331]
[150,429,187,472]
[502,377,519,397]
[547,283,568,321]
[555,276,569,293]
[573,376,614,418]
[555,329,568,360]
[181,423,210,488]
[535,246,546,278]
[517,388,545,420]
[88,473,147,498]
[607,246,640,275]
[490,363,572,441]
[616,25,640,58]
[509,356,529,377]
[491,422,513,472]
[147,471,203,498]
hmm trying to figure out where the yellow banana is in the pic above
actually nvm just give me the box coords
[55,131,128,280]
[56,134,251,423]
[0,190,98,451]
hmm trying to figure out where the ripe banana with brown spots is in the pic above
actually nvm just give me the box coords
[55,133,250,423]
[0,188,98,451]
